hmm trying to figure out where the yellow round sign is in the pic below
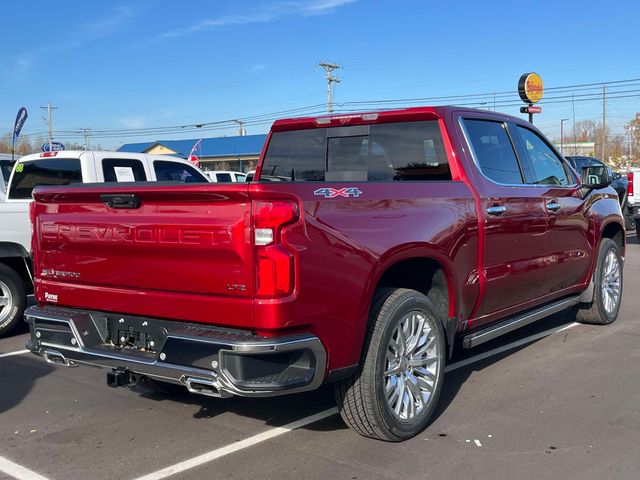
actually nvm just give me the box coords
[518,72,544,104]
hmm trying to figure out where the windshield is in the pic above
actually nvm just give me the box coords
[9,158,83,200]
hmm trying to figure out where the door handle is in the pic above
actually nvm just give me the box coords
[486,205,507,215]
[100,193,141,209]
[546,201,561,212]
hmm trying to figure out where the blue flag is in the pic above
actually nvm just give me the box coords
[12,107,28,147]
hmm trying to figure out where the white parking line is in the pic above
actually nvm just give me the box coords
[445,322,580,373]
[0,455,50,480]
[133,407,339,480]
[0,349,29,359]
[131,321,580,480]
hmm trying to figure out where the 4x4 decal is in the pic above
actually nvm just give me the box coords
[313,187,363,198]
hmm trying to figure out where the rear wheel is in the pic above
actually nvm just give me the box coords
[576,238,623,325]
[0,264,26,338]
[335,288,445,441]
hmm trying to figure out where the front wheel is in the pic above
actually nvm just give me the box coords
[335,288,446,441]
[576,238,623,325]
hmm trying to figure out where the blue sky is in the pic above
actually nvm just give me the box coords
[2,0,639,148]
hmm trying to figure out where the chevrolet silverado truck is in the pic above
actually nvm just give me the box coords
[25,107,624,441]
[0,151,209,337]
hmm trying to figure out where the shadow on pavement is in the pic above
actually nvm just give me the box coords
[127,309,579,435]
[0,355,54,415]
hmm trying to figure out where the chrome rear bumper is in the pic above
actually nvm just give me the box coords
[25,305,326,398]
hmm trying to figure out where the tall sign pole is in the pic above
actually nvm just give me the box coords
[518,72,544,124]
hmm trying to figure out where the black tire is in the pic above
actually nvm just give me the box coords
[636,223,640,243]
[335,288,446,441]
[576,238,623,325]
[0,264,26,338]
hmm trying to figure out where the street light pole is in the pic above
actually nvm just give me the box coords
[560,118,569,156]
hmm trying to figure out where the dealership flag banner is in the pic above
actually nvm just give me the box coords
[12,107,28,160]
[187,139,202,167]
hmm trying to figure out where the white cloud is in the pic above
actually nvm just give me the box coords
[248,64,267,72]
[162,0,357,38]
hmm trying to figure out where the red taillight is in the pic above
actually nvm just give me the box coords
[40,151,58,158]
[628,172,634,196]
[252,200,299,297]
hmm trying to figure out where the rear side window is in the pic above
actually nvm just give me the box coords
[215,173,233,182]
[153,161,208,183]
[464,119,523,184]
[9,158,82,199]
[102,158,147,182]
[515,126,571,186]
[261,120,450,182]
[1,160,14,188]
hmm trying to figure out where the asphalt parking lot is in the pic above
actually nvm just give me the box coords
[1,234,639,480]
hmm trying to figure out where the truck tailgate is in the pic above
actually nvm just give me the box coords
[32,184,254,323]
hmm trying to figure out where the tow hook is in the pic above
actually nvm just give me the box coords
[107,368,132,388]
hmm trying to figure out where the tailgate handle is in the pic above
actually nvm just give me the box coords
[100,194,141,209]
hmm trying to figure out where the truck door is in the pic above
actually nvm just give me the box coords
[460,117,550,326]
[510,124,592,293]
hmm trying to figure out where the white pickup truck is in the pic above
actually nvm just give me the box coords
[0,150,209,336]
[628,168,640,240]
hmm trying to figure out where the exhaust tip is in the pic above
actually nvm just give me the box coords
[43,350,76,367]
[184,376,228,398]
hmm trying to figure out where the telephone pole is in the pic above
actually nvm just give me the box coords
[318,62,341,113]
[234,120,246,136]
[601,85,606,161]
[79,128,90,150]
[40,101,57,150]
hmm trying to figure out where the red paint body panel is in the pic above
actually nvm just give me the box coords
[31,106,625,376]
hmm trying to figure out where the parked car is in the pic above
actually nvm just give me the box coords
[204,170,246,182]
[627,167,640,240]
[25,107,624,441]
[0,151,209,337]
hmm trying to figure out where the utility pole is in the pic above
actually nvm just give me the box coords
[234,120,246,136]
[560,118,569,155]
[40,101,57,150]
[601,85,606,161]
[318,62,341,113]
[79,128,90,150]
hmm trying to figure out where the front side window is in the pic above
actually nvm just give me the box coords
[516,127,571,186]
[464,119,523,184]
[154,161,208,183]
[9,158,82,199]
[102,158,147,182]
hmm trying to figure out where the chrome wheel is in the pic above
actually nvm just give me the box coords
[601,250,621,315]
[384,311,441,421]
[0,280,14,324]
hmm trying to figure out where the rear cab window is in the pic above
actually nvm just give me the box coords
[215,173,233,182]
[260,120,451,182]
[8,158,83,200]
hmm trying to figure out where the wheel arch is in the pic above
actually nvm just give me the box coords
[0,242,32,294]
[362,245,460,357]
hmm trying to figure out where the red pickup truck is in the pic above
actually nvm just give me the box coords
[26,106,625,441]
